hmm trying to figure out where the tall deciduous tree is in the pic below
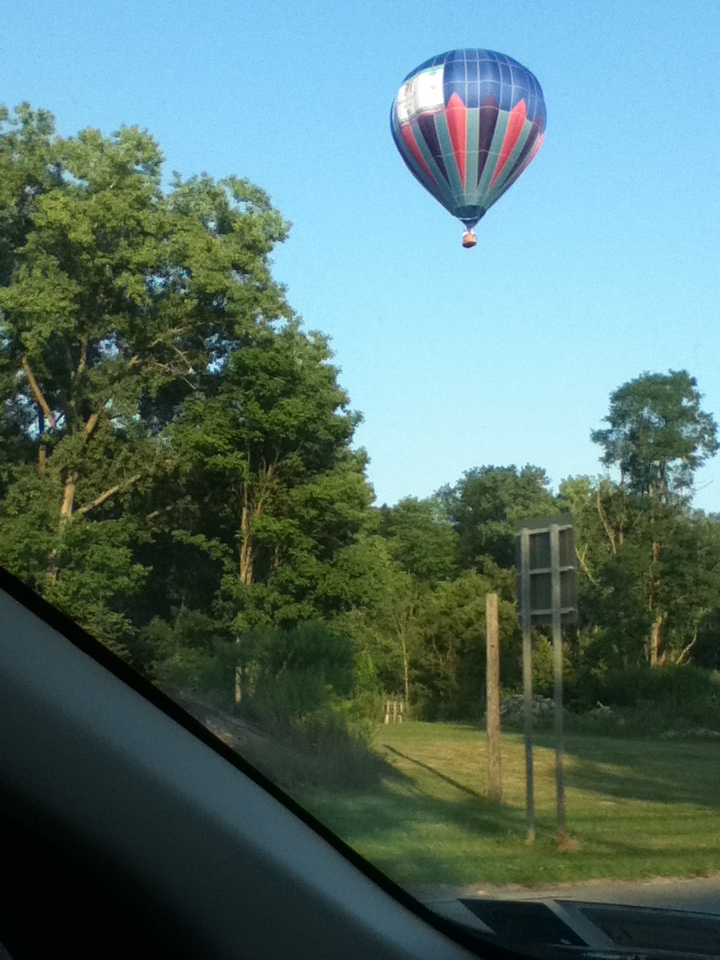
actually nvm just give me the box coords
[562,474,720,671]
[591,370,718,503]
[138,320,374,640]
[0,104,290,645]
[379,496,458,583]
[332,537,429,709]
[588,371,719,666]
[440,465,557,571]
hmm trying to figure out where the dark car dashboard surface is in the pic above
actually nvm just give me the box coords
[432,896,720,960]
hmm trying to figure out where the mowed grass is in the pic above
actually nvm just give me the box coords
[298,723,720,889]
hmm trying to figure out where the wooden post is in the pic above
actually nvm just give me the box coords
[520,527,535,845]
[486,593,502,803]
[550,524,567,845]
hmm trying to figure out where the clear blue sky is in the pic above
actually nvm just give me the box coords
[3,0,719,510]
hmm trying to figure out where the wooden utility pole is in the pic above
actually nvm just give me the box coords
[485,593,502,803]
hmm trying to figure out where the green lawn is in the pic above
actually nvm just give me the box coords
[298,722,720,889]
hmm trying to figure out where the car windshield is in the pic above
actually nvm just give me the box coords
[1,0,720,949]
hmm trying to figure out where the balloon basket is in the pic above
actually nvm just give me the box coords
[462,231,477,249]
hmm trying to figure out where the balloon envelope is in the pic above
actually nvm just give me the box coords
[391,49,546,230]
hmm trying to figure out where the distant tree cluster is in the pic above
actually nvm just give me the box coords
[1,105,719,734]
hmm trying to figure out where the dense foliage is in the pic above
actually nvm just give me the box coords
[2,105,719,746]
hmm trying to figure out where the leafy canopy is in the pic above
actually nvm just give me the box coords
[591,370,718,502]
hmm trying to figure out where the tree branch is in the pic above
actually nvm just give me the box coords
[596,489,617,555]
[76,333,88,378]
[74,474,142,519]
[576,544,599,586]
[675,632,699,666]
[84,408,102,439]
[21,355,58,431]
[146,504,176,523]
[83,396,112,442]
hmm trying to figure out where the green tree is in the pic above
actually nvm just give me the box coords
[587,371,719,667]
[0,104,290,646]
[591,370,718,503]
[379,496,458,582]
[416,569,517,719]
[562,476,657,671]
[441,465,557,571]
[561,474,720,673]
[0,104,61,288]
[158,321,373,634]
[335,541,429,710]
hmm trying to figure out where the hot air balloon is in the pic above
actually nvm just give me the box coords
[391,49,546,247]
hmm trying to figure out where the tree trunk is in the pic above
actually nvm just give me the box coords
[37,408,46,475]
[47,471,78,583]
[239,497,254,586]
[399,629,410,711]
[597,490,618,554]
[649,611,666,668]
[648,539,663,667]
[239,464,276,586]
[60,471,78,521]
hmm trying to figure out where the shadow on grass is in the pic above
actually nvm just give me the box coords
[431,722,720,809]
[297,724,720,886]
[377,726,720,815]
[382,744,487,801]
[533,733,720,809]
[300,740,540,887]
[302,783,537,886]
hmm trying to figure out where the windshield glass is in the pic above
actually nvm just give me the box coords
[1,0,720,947]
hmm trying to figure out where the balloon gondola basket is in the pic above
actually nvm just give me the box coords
[462,231,477,249]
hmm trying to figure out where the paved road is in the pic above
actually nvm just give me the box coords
[416,875,720,916]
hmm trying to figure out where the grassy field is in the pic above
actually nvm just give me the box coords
[298,722,720,889]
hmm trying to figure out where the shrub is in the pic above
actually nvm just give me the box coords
[568,663,720,734]
[246,710,389,792]
[151,642,237,708]
[233,622,387,791]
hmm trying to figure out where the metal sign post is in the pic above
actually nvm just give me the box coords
[550,522,566,842]
[520,527,535,845]
[516,513,577,848]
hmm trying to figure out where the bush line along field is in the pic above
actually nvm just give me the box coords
[297,722,720,889]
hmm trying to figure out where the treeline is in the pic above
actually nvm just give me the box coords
[1,105,719,733]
